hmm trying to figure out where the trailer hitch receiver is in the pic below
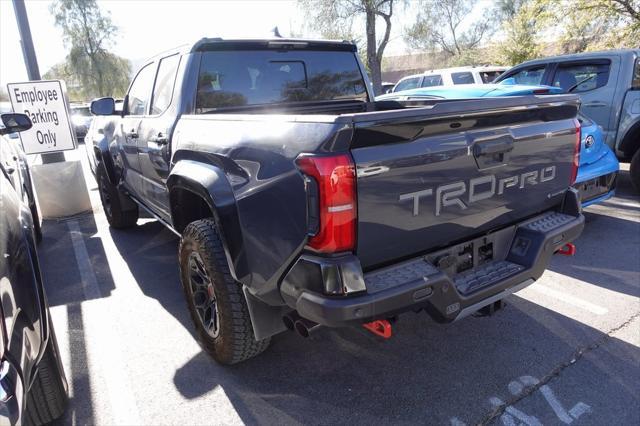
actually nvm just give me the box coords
[556,242,576,256]
[362,319,392,339]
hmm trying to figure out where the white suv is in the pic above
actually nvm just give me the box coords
[392,66,508,92]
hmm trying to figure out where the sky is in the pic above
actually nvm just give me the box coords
[0,0,414,90]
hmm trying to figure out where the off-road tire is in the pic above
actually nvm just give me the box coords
[26,328,69,425]
[630,149,640,193]
[179,219,270,364]
[97,166,138,228]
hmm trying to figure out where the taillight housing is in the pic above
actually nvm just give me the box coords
[570,118,581,185]
[296,153,356,253]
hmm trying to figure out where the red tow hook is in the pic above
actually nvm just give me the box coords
[557,243,576,256]
[362,319,392,339]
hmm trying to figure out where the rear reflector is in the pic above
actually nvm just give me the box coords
[571,118,581,185]
[296,154,356,253]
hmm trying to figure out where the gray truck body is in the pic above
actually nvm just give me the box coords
[496,49,640,160]
[87,38,584,340]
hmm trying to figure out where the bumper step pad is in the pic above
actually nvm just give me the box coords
[365,258,439,294]
[521,212,575,233]
[454,260,524,295]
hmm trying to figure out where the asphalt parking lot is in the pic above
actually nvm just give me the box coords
[41,149,639,425]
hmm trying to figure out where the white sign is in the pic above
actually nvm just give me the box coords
[7,80,76,155]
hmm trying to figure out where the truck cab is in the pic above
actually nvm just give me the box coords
[496,49,640,190]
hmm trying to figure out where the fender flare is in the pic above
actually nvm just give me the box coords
[166,160,247,282]
[93,135,118,186]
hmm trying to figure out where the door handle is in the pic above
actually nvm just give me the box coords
[583,101,607,108]
[473,137,514,156]
[149,133,168,144]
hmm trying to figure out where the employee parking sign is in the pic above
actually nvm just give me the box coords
[7,80,76,154]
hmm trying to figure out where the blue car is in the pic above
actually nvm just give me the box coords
[376,83,564,100]
[378,84,619,206]
[575,114,619,207]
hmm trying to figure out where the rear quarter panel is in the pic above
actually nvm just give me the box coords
[172,114,351,294]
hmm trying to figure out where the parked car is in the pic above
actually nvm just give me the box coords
[380,82,395,95]
[575,114,619,206]
[495,49,640,191]
[88,37,584,365]
[84,99,124,177]
[0,104,42,242]
[0,113,68,425]
[70,103,93,142]
[392,65,508,92]
[378,85,619,207]
[377,83,564,101]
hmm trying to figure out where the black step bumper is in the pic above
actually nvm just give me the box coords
[280,190,584,327]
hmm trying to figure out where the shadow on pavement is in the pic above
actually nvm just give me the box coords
[40,214,108,426]
[39,215,116,306]
[106,220,193,332]
[171,297,640,425]
[549,169,640,297]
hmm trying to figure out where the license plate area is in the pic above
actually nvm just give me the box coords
[424,225,517,280]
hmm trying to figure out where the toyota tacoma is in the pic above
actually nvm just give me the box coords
[87,37,585,364]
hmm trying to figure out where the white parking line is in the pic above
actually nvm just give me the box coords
[68,220,141,425]
[526,284,608,316]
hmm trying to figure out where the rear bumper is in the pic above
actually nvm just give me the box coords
[280,190,584,327]
[574,148,619,206]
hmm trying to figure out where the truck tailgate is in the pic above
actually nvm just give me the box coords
[351,98,579,268]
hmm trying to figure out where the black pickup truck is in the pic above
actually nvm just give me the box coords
[88,38,585,364]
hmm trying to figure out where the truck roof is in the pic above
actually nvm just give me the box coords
[512,48,640,68]
[143,37,358,62]
[192,37,357,52]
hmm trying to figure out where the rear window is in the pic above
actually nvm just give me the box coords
[479,71,503,83]
[452,72,474,85]
[196,50,367,112]
[421,74,443,87]
[633,58,640,89]
[394,77,421,92]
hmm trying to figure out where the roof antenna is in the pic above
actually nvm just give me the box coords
[271,26,282,38]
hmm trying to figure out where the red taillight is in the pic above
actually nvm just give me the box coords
[296,153,356,253]
[571,118,581,185]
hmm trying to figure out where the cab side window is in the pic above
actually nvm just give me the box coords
[505,66,546,85]
[394,77,421,92]
[632,58,640,89]
[452,72,474,85]
[127,63,156,116]
[151,54,181,115]
[421,75,443,87]
[552,61,610,93]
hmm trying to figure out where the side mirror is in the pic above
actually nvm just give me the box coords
[0,113,32,136]
[90,97,115,116]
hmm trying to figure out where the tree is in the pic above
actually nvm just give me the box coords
[48,0,130,99]
[299,0,396,94]
[539,0,640,51]
[404,0,496,63]
[492,0,547,65]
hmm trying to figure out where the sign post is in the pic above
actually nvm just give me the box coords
[6,80,91,218]
[7,80,77,155]
[12,0,65,163]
